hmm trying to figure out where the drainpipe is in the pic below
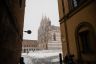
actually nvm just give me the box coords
[61,0,70,55]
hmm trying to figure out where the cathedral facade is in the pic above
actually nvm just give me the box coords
[38,16,62,51]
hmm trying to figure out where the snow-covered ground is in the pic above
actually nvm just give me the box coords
[22,50,63,64]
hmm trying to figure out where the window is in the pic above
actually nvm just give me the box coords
[79,30,91,53]
[76,22,95,54]
[76,0,86,6]
[73,0,78,7]
[69,0,87,10]
[53,33,56,41]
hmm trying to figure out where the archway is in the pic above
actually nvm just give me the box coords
[75,22,96,63]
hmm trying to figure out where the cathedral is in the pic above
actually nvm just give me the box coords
[38,16,62,51]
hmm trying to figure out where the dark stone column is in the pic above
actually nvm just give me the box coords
[0,1,22,64]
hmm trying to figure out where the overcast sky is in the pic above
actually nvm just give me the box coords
[23,0,60,40]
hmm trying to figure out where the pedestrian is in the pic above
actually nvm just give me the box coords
[64,54,69,64]
[64,54,75,64]
[20,57,25,64]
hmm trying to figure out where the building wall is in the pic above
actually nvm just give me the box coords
[58,0,96,63]
[0,0,26,64]
[22,40,39,53]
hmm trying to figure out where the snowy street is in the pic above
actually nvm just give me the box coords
[22,50,62,64]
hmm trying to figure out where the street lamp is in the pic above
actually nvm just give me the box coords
[24,30,32,34]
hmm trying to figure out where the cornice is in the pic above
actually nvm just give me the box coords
[59,0,94,24]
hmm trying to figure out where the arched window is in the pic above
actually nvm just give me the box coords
[75,22,96,53]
